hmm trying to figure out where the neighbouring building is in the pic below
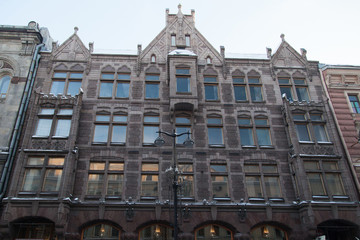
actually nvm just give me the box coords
[0,6,359,240]
[320,64,360,185]
[0,22,51,202]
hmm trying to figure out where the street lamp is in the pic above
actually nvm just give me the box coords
[154,129,194,240]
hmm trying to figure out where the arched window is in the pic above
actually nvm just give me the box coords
[250,225,288,240]
[0,75,11,98]
[82,223,120,240]
[139,224,173,240]
[195,224,232,239]
[151,55,156,63]
[206,56,212,64]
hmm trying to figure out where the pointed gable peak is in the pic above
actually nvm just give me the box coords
[271,33,308,68]
[52,26,91,61]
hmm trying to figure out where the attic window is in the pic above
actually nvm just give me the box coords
[171,35,176,46]
[185,35,190,47]
[206,57,212,64]
[151,55,156,63]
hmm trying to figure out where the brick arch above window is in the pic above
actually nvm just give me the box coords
[247,69,261,77]
[101,65,115,72]
[203,67,218,76]
[145,65,160,74]
[118,65,131,73]
[232,69,245,77]
[53,63,68,71]
[277,70,290,78]
[70,64,84,71]
[292,70,306,79]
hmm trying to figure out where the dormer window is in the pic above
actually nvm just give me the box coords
[185,35,190,47]
[206,57,212,64]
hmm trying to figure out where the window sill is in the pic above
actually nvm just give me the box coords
[98,97,112,99]
[176,92,192,95]
[145,98,160,100]
[252,101,266,103]
[105,196,122,200]
[259,145,275,149]
[140,196,157,201]
[205,100,220,102]
[208,144,225,148]
[85,195,101,200]
[213,197,231,201]
[92,142,107,145]
[32,135,49,139]
[241,145,257,149]
[248,197,265,202]
[235,100,249,103]
[18,191,37,196]
[39,192,59,196]
[180,197,195,201]
[110,142,126,146]
[143,143,155,147]
[269,198,284,202]
[312,195,329,200]
[332,195,350,201]
[115,97,129,100]
[52,136,69,139]
[299,141,315,144]
[317,141,333,145]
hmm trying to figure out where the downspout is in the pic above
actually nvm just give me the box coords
[319,67,360,197]
[0,43,44,199]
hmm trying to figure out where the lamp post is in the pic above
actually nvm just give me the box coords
[154,129,194,240]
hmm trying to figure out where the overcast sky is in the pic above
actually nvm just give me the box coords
[2,0,360,65]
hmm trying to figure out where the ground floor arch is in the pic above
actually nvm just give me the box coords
[250,222,289,240]
[11,216,56,240]
[316,219,359,240]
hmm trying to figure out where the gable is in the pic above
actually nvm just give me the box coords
[52,30,90,62]
[271,37,307,68]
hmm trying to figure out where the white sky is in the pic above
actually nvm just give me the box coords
[2,0,360,65]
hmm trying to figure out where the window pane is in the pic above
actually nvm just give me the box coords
[323,162,338,170]
[181,175,193,197]
[176,117,191,124]
[205,85,218,100]
[67,81,81,96]
[39,108,55,115]
[239,128,254,146]
[244,165,260,173]
[349,95,360,113]
[248,78,260,84]
[116,82,129,98]
[48,157,64,166]
[204,77,217,82]
[171,35,176,46]
[208,127,223,145]
[256,128,271,146]
[238,118,251,125]
[101,73,114,79]
[210,165,227,173]
[109,163,124,171]
[310,114,322,121]
[54,119,71,136]
[143,126,158,144]
[93,125,109,142]
[325,173,345,195]
[293,114,306,120]
[69,73,83,79]
[176,127,190,144]
[42,169,62,191]
[278,78,290,84]
[58,109,73,115]
[185,35,190,46]
[27,157,44,165]
[178,164,193,172]
[53,72,67,78]
[113,116,127,122]
[264,176,281,197]
[145,83,159,99]
[207,118,222,124]
[280,86,293,101]
[296,87,310,102]
[234,86,247,101]
[141,175,158,196]
[304,161,319,170]
[145,75,159,81]
[307,173,326,195]
[35,119,52,136]
[0,75,10,95]
[233,77,245,83]
[246,176,262,197]
[250,86,263,101]
[294,79,306,85]
[87,174,104,195]
[255,119,268,125]
[177,77,190,92]
[262,165,277,173]
[212,176,229,198]
[144,116,159,123]
[50,81,65,95]
[22,169,41,191]
[313,124,329,142]
[176,69,190,75]
[112,125,126,143]
[100,82,113,97]
[90,163,105,170]
[295,124,311,141]
[142,163,159,171]
[96,115,110,121]
[107,174,123,195]
[118,74,130,80]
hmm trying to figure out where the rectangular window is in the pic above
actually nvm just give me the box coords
[141,163,159,197]
[50,71,82,96]
[185,35,190,47]
[54,119,71,137]
[22,156,64,192]
[255,118,271,146]
[175,116,191,144]
[234,86,247,101]
[249,86,263,102]
[143,115,159,144]
[94,125,109,143]
[239,118,254,146]
[111,125,127,143]
[278,78,293,101]
[349,95,360,113]
[207,117,223,146]
[87,174,104,195]
[177,77,190,93]
[93,113,127,144]
[179,163,194,198]
[35,119,53,136]
[204,76,218,101]
[99,82,113,97]
[145,75,160,99]
[294,79,309,102]
[171,35,176,46]
[210,164,229,198]
[116,73,130,98]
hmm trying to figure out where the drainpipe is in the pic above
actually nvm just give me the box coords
[319,67,360,198]
[0,43,44,199]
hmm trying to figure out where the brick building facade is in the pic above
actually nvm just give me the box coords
[0,6,359,240]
